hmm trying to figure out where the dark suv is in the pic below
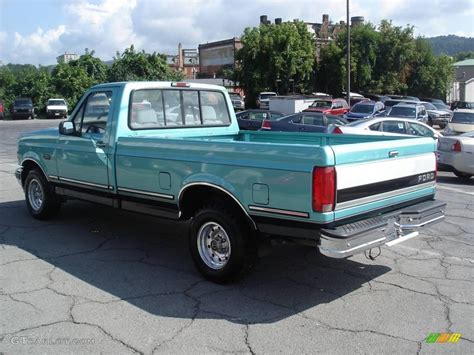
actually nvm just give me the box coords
[11,98,34,120]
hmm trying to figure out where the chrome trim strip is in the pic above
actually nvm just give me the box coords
[335,182,436,210]
[20,158,50,182]
[49,175,59,180]
[59,177,110,190]
[117,187,174,200]
[248,205,309,218]
[178,182,257,230]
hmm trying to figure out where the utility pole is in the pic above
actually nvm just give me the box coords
[346,0,351,105]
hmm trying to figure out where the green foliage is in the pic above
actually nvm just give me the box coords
[69,49,109,84]
[236,21,316,105]
[108,45,183,82]
[454,51,474,62]
[427,35,474,56]
[316,20,454,98]
[0,46,183,117]
[51,63,94,109]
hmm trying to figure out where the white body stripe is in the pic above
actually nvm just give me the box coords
[336,153,435,190]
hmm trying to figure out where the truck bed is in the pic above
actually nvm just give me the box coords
[116,131,437,225]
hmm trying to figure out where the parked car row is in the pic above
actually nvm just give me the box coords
[0,97,68,120]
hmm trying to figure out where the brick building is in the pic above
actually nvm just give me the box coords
[198,38,242,77]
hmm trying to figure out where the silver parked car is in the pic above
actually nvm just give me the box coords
[386,103,429,124]
[332,117,442,140]
[437,131,474,180]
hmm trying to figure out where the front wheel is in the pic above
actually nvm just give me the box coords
[24,169,61,219]
[189,203,257,283]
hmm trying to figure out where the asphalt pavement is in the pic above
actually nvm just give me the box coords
[0,118,473,354]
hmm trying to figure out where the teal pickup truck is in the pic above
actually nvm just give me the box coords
[16,82,446,282]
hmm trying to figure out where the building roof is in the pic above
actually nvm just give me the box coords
[198,38,241,49]
[453,59,474,67]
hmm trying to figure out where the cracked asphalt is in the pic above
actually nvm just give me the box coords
[0,119,473,354]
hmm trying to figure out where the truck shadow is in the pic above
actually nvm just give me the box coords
[1,199,391,325]
[437,174,474,186]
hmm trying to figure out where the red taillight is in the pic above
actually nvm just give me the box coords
[261,120,271,130]
[171,82,190,87]
[312,167,336,212]
[333,126,343,134]
[451,141,462,152]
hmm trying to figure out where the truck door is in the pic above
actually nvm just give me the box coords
[56,89,117,191]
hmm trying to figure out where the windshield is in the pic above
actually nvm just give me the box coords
[311,100,332,108]
[15,99,32,107]
[389,106,416,118]
[350,104,374,114]
[451,112,474,124]
[421,102,437,110]
[48,99,66,106]
[260,93,276,100]
[229,93,241,100]
[433,103,448,110]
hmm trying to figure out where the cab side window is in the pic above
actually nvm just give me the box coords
[72,91,112,137]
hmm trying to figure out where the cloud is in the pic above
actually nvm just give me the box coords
[2,26,66,65]
[0,0,473,65]
[62,0,141,59]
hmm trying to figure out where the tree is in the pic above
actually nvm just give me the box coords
[69,49,109,84]
[454,51,474,62]
[108,45,183,82]
[316,23,379,95]
[236,21,316,106]
[51,63,93,109]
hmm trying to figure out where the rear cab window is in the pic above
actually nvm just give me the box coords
[129,88,231,130]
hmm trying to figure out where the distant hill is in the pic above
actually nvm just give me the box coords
[427,35,474,56]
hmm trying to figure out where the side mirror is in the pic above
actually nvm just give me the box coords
[59,121,75,135]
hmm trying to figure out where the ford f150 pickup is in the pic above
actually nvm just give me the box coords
[16,81,446,282]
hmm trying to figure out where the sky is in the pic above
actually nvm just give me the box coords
[0,0,473,66]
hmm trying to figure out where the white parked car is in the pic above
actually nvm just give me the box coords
[444,109,474,135]
[331,117,442,140]
[46,98,68,119]
[257,92,277,109]
[437,131,474,179]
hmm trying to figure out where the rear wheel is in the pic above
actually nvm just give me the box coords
[454,171,472,180]
[189,203,257,283]
[24,169,61,219]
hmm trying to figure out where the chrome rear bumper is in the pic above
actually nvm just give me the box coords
[318,200,446,258]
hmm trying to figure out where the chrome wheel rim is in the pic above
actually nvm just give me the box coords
[197,222,231,270]
[28,178,44,211]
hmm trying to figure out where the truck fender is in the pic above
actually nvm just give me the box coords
[178,175,256,230]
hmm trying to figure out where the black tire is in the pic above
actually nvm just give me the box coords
[24,168,61,219]
[439,123,446,129]
[428,118,433,127]
[454,171,472,180]
[189,202,257,283]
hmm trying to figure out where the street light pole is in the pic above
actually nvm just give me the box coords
[346,0,351,105]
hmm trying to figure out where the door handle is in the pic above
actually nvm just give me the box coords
[96,141,107,148]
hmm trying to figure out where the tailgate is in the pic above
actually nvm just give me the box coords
[331,137,437,221]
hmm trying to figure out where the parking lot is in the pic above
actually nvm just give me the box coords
[0,119,473,353]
